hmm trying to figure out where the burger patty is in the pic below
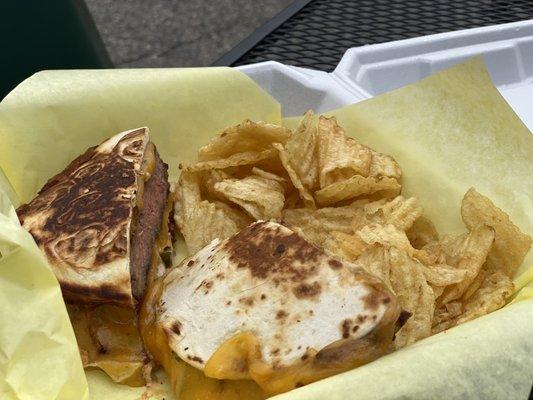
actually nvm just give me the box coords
[130,147,169,301]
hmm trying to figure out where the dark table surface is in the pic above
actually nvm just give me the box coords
[215,0,533,71]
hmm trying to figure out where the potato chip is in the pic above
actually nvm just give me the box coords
[184,148,277,172]
[214,201,254,228]
[313,203,364,233]
[407,216,439,249]
[176,200,248,254]
[368,150,402,180]
[421,264,468,287]
[458,270,513,322]
[283,189,303,209]
[380,196,422,231]
[355,222,467,289]
[201,169,231,201]
[431,285,445,299]
[174,171,202,227]
[357,223,413,254]
[214,175,285,220]
[315,175,401,206]
[324,231,367,261]
[348,197,420,234]
[198,120,291,161]
[351,245,392,289]
[432,269,513,334]
[174,171,251,254]
[317,116,372,187]
[461,188,532,277]
[360,198,389,215]
[389,248,435,348]
[431,301,463,333]
[422,233,466,266]
[282,208,326,247]
[282,110,319,190]
[281,203,363,249]
[251,167,286,183]
[251,166,293,196]
[348,207,373,232]
[460,266,488,302]
[274,143,316,208]
[438,225,495,305]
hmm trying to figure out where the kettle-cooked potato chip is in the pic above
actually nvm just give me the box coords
[174,171,202,226]
[251,167,286,183]
[380,196,422,232]
[214,175,285,220]
[317,116,372,187]
[389,248,435,349]
[432,269,513,334]
[461,188,532,277]
[432,301,463,333]
[282,110,319,190]
[438,225,495,305]
[198,120,291,161]
[357,223,413,254]
[274,143,316,208]
[406,216,439,249]
[174,171,250,253]
[184,148,277,172]
[176,199,249,254]
[324,231,367,261]
[368,150,402,180]
[455,269,513,324]
[315,175,401,206]
[420,264,468,287]
[201,169,231,201]
[351,245,392,289]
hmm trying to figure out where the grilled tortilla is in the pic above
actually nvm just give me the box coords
[141,221,401,396]
[17,127,172,386]
[17,127,170,306]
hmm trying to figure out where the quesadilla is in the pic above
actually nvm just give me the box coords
[17,127,172,385]
[17,127,171,306]
[141,221,401,397]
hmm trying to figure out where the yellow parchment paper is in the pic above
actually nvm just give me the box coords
[0,180,89,400]
[0,60,531,400]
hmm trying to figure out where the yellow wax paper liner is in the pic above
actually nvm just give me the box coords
[0,67,280,400]
[0,60,531,399]
[0,180,89,400]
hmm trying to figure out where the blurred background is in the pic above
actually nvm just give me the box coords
[85,0,292,68]
[0,0,292,99]
[1,0,532,100]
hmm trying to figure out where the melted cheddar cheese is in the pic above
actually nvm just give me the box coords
[204,325,394,395]
[140,276,265,400]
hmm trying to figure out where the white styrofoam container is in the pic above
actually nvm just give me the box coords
[237,20,533,129]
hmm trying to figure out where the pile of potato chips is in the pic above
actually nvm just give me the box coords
[174,111,531,349]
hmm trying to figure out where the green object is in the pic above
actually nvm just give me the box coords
[0,0,112,100]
